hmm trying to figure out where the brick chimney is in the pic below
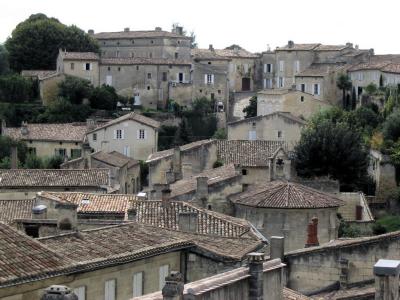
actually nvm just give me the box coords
[178,211,198,232]
[88,29,94,35]
[374,259,400,300]
[41,285,78,300]
[162,271,184,300]
[305,217,319,247]
[10,145,18,169]
[248,252,265,300]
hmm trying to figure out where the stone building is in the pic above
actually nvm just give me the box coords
[86,112,160,161]
[230,180,344,252]
[227,111,306,150]
[2,122,87,159]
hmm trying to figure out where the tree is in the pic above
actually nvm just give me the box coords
[295,119,369,191]
[0,74,35,103]
[383,110,400,142]
[89,84,119,110]
[24,153,43,168]
[213,128,227,139]
[37,98,92,123]
[0,135,28,165]
[365,82,378,95]
[158,125,178,151]
[243,96,257,118]
[0,44,9,75]
[336,73,352,109]
[5,13,98,71]
[58,76,92,105]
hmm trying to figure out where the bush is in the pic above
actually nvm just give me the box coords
[0,74,36,103]
[213,160,224,168]
[43,155,64,169]
[243,96,257,118]
[37,98,92,123]
[158,125,178,151]
[58,76,92,105]
[139,161,149,189]
[383,110,400,142]
[89,84,119,110]
[373,215,400,234]
[213,128,227,139]
[24,153,43,168]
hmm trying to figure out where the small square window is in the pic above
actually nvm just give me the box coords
[242,169,248,175]
[70,63,74,70]
[149,53,153,58]
[162,72,167,81]
[136,66,139,71]
[107,66,111,71]
[139,129,145,139]
[199,89,202,93]
[93,133,97,141]
[85,63,90,71]
[116,129,122,139]
[118,67,121,71]
[147,73,152,79]
[300,96,304,102]
[277,131,282,138]
[175,52,178,59]
[151,40,154,44]
[208,61,212,65]
[218,90,221,94]
[132,40,135,44]
[147,86,150,90]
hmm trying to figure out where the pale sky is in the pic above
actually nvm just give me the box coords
[0,0,398,54]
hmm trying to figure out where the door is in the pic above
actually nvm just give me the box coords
[242,78,251,91]
[106,75,112,86]
[134,93,141,106]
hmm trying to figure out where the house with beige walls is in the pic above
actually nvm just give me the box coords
[227,111,306,151]
[86,112,160,161]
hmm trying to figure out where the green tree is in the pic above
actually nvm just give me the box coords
[243,96,257,118]
[365,82,378,95]
[24,153,43,168]
[213,128,227,139]
[383,110,400,142]
[0,135,28,165]
[89,84,119,110]
[0,44,9,75]
[0,74,35,103]
[58,76,92,105]
[295,119,369,191]
[336,73,352,109]
[5,13,98,71]
[158,125,178,151]
[37,98,92,123]
[43,155,64,169]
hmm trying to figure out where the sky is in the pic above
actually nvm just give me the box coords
[0,0,398,54]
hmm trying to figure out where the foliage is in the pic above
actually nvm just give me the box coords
[370,131,384,151]
[383,110,400,142]
[373,215,400,234]
[0,44,9,75]
[295,118,369,191]
[171,23,197,49]
[139,161,149,188]
[58,76,92,105]
[43,155,64,169]
[24,153,43,168]
[365,82,378,95]
[213,160,224,168]
[0,103,45,127]
[213,128,227,139]
[5,13,98,72]
[243,96,257,118]
[0,74,36,103]
[158,125,178,151]
[89,84,120,110]
[383,86,400,117]
[0,157,11,169]
[37,98,92,123]
[0,135,28,165]
[348,106,382,137]
[336,73,352,109]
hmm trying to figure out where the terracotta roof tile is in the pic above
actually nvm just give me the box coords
[276,43,320,51]
[3,123,87,142]
[101,57,191,66]
[0,199,34,224]
[191,48,231,60]
[314,45,349,51]
[296,63,344,77]
[91,151,139,168]
[94,30,190,40]
[284,288,311,300]
[0,169,109,188]
[63,52,99,60]
[230,181,344,209]
[214,48,259,58]
[381,63,400,74]
[348,61,391,72]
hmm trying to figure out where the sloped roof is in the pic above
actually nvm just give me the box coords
[91,151,139,168]
[314,45,349,51]
[217,140,287,167]
[0,222,72,286]
[94,30,190,40]
[39,192,136,215]
[3,123,87,142]
[101,57,191,66]
[381,63,400,74]
[21,70,58,80]
[348,61,390,72]
[276,43,320,51]
[170,164,240,197]
[0,169,109,188]
[283,288,311,300]
[214,48,259,58]
[0,199,35,224]
[191,48,231,61]
[227,112,306,126]
[296,63,343,77]
[230,181,344,209]
[88,112,160,133]
[63,52,99,60]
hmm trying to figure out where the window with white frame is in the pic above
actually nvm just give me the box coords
[267,63,273,73]
[114,129,124,140]
[137,129,146,140]
[132,272,144,297]
[159,265,169,290]
[279,60,284,72]
[205,74,214,85]
[105,279,116,300]
[123,146,130,156]
[300,83,306,92]
[248,130,257,140]
[84,63,91,71]
[294,60,300,73]
[314,83,321,95]
[73,286,86,300]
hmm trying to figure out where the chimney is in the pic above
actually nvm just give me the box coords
[178,212,198,232]
[88,29,94,35]
[127,208,137,221]
[165,170,176,184]
[82,143,92,169]
[41,285,78,300]
[10,145,18,169]
[20,121,29,136]
[153,183,168,200]
[155,27,162,31]
[209,44,214,51]
[305,217,319,247]
[161,187,171,208]
[162,271,184,300]
[374,259,400,300]
[181,163,192,178]
[195,176,208,204]
[247,252,265,300]
[124,27,130,32]
[86,118,96,131]
[233,46,239,55]
[270,236,285,261]
[288,40,294,48]
[175,26,183,35]
[173,147,182,180]
[346,42,353,48]
[32,204,47,220]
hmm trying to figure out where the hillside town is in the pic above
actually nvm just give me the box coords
[2,11,400,300]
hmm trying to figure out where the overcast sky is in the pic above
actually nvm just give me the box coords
[0,0,398,54]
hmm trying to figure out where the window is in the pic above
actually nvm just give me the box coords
[105,279,116,300]
[147,73,152,79]
[249,130,256,140]
[28,147,36,155]
[132,40,135,44]
[71,149,82,159]
[300,96,304,102]
[244,64,249,73]
[118,67,121,71]
[208,61,212,65]
[159,265,169,290]
[294,60,300,73]
[55,148,66,157]
[218,89,221,94]
[151,40,154,44]
[242,169,248,175]
[149,52,153,58]
[133,272,143,297]
[106,75,112,86]
[279,60,284,72]
[116,51,120,57]
[278,77,284,88]
[207,204,212,210]
[277,131,283,138]
[300,83,306,92]
[137,129,146,139]
[314,83,320,95]
[131,52,134,58]
[70,63,75,70]
[199,89,202,93]
[73,286,86,300]
[178,73,184,83]
[123,146,130,156]
[107,66,111,71]
[147,86,150,90]
[267,63,273,73]
[136,66,139,71]
[205,74,214,85]
[175,52,178,59]
[162,72,167,81]
[85,63,91,71]
[114,129,124,140]
[92,133,97,141]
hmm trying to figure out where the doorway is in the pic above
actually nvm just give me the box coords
[242,78,251,91]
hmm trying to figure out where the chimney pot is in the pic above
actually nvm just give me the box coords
[10,145,18,169]
[162,271,184,299]
[209,44,214,51]
[270,236,285,261]
[305,217,319,247]
[124,27,130,32]
[288,40,294,48]
[195,176,208,206]
[374,259,400,300]
[248,252,265,300]
[155,27,162,31]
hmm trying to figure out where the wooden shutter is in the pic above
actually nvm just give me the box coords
[121,129,125,140]
[144,130,147,140]
[73,286,86,300]
[136,129,140,140]
[204,74,208,84]
[271,64,273,73]
[82,63,85,71]
[105,279,116,300]
[264,64,267,73]
[159,265,169,290]
[211,74,215,84]
[113,130,117,140]
[133,272,143,297]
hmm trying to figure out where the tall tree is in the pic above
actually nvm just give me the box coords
[336,73,352,109]
[0,45,9,75]
[5,13,98,71]
[243,96,257,118]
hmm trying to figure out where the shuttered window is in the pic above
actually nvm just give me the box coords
[159,265,169,290]
[105,279,116,300]
[73,286,86,300]
[133,272,144,297]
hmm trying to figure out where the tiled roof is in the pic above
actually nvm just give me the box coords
[348,61,390,72]
[146,139,215,163]
[191,48,232,61]
[311,284,374,299]
[0,169,109,188]
[94,30,190,40]
[0,199,34,224]
[228,112,306,126]
[39,192,136,215]
[314,45,349,51]
[3,123,87,142]
[170,164,240,197]
[230,181,344,209]
[296,63,343,77]
[40,222,262,262]
[217,140,287,167]
[0,222,72,286]
[276,43,320,51]
[214,48,259,58]
[88,112,160,133]
[21,70,58,80]
[63,52,99,60]
[131,199,252,238]
[91,151,139,168]
[101,57,192,66]
[284,288,311,300]
[381,63,400,74]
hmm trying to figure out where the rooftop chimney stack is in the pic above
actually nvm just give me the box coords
[305,217,319,247]
[288,40,294,48]
[195,176,209,206]
[172,147,182,181]
[161,271,184,300]
[209,44,214,51]
[153,183,168,200]
[346,42,353,48]
[175,26,183,35]
[32,204,47,220]
[374,259,400,300]
[41,285,78,300]
[155,27,162,31]
[178,212,198,232]
[248,252,265,300]
[161,187,172,208]
[270,236,285,261]
[124,27,130,32]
